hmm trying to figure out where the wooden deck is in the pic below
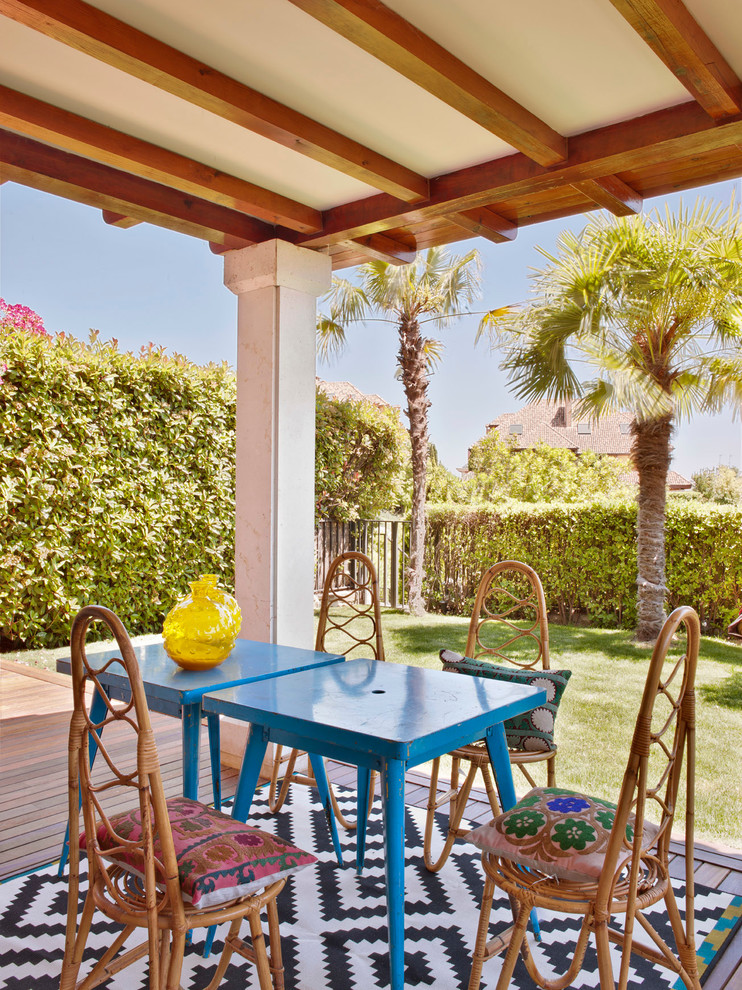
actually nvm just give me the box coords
[1,657,740,988]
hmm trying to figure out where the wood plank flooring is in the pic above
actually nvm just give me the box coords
[1,657,740,988]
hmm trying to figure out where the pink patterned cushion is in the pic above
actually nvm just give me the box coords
[466,787,657,882]
[82,796,317,908]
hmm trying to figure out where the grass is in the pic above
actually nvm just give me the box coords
[6,611,741,850]
[324,611,742,852]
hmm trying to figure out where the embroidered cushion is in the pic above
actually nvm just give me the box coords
[83,795,317,908]
[439,650,571,753]
[465,786,657,882]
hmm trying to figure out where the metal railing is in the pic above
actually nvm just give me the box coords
[315,519,409,608]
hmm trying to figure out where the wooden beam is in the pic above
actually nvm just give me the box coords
[572,176,643,215]
[287,0,567,167]
[350,231,416,264]
[609,0,742,119]
[0,87,323,234]
[0,130,277,248]
[101,210,141,228]
[0,0,429,202]
[299,99,742,247]
[448,207,517,243]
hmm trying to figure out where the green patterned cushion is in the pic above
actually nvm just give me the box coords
[439,650,571,753]
[465,786,656,881]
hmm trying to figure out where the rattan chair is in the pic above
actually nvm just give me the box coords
[424,561,558,872]
[61,605,316,990]
[268,550,385,830]
[466,605,701,990]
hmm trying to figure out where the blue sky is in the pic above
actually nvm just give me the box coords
[1,177,740,479]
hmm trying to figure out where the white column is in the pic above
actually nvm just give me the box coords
[224,239,331,647]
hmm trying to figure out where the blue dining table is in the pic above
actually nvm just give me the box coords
[56,637,344,870]
[202,658,546,990]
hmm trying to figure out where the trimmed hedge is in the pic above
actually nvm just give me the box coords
[1,331,237,648]
[0,330,407,648]
[424,500,742,634]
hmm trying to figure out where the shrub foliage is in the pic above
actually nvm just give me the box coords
[1,329,408,647]
[1,330,237,648]
[315,391,407,521]
[424,500,742,634]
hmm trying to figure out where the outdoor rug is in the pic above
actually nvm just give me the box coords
[1,785,739,989]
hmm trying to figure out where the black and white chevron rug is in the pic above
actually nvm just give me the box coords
[1,785,739,989]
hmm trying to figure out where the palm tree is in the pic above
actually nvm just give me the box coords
[479,200,742,641]
[318,247,482,615]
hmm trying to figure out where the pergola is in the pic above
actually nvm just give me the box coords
[1,0,741,646]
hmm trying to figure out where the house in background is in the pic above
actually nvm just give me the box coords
[465,400,692,490]
[316,378,391,410]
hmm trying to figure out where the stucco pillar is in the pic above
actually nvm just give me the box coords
[224,239,331,648]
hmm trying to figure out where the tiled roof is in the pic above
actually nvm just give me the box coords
[619,470,692,490]
[487,400,633,457]
[316,378,390,408]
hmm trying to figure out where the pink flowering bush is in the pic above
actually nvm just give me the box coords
[0,298,48,336]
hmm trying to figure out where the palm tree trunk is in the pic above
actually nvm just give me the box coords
[633,414,673,642]
[398,315,430,616]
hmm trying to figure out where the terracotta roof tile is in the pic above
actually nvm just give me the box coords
[487,400,633,456]
[316,378,390,408]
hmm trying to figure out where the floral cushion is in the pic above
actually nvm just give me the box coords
[439,650,571,753]
[82,796,317,909]
[465,786,657,882]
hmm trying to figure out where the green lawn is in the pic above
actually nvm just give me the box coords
[323,611,742,852]
[9,611,741,849]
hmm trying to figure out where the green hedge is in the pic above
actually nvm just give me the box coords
[315,390,406,521]
[424,500,742,634]
[0,330,408,648]
[1,331,237,648]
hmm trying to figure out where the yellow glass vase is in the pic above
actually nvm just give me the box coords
[162,574,241,670]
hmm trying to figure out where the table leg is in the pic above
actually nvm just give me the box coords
[484,725,541,940]
[307,753,344,867]
[181,703,202,801]
[230,725,269,822]
[381,758,407,990]
[203,725,270,959]
[206,712,222,810]
[58,685,109,875]
[355,767,372,876]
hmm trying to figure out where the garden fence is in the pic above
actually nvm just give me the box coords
[315,519,409,608]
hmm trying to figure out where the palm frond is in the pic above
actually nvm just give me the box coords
[316,316,349,361]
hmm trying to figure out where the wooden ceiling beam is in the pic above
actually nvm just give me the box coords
[448,207,517,243]
[0,86,323,234]
[287,0,567,167]
[608,0,742,119]
[0,0,429,202]
[101,211,141,228]
[300,99,742,247]
[0,129,278,247]
[350,231,417,264]
[572,175,643,215]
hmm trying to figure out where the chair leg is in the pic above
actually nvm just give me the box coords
[423,756,479,873]
[268,745,299,813]
[248,908,274,990]
[266,897,286,990]
[61,880,95,990]
[494,897,530,990]
[594,919,617,990]
[480,763,503,818]
[469,873,497,990]
[663,882,701,989]
[546,752,556,788]
[203,918,242,990]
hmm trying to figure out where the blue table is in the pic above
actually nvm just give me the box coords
[203,659,546,990]
[57,638,344,870]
